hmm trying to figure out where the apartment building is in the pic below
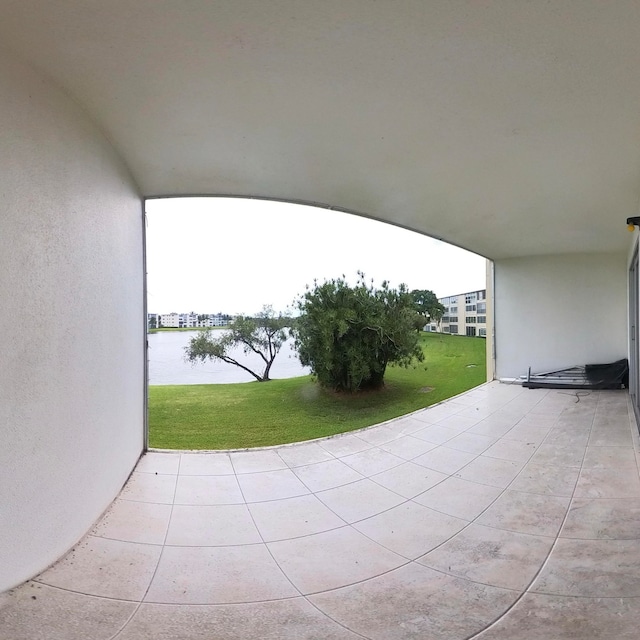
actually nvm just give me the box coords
[426,289,487,337]
[153,312,229,329]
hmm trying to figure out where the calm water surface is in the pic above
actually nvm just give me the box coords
[148,330,309,385]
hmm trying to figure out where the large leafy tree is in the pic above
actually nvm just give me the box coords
[294,274,424,392]
[185,306,288,382]
[410,289,445,326]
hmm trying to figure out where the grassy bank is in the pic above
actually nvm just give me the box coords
[148,333,486,449]
[148,326,228,333]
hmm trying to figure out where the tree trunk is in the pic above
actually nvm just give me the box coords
[261,358,274,381]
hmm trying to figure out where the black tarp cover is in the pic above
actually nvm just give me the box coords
[521,359,629,390]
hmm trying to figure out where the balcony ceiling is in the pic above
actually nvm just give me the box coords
[3,1,640,259]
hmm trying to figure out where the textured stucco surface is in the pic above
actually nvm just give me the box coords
[494,252,628,380]
[0,53,144,591]
[2,1,640,259]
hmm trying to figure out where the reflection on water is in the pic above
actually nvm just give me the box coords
[148,330,310,385]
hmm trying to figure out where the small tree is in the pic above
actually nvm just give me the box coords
[185,306,288,381]
[410,289,445,328]
[294,274,424,392]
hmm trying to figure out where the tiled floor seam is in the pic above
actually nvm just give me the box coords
[319,403,557,568]
[28,580,145,604]
[465,389,599,640]
[267,442,482,635]
[300,558,517,598]
[352,400,564,564]
[229,449,371,640]
[107,453,183,640]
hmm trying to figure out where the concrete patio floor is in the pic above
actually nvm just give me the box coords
[2,382,640,639]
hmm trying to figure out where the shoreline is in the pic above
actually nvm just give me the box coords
[148,326,229,333]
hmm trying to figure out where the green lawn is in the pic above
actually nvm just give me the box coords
[148,333,487,449]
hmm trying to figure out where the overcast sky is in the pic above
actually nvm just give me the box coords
[145,198,487,316]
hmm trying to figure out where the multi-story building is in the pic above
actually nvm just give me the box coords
[159,312,180,328]
[155,312,229,328]
[426,289,488,337]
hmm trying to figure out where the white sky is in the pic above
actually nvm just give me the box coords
[145,198,487,316]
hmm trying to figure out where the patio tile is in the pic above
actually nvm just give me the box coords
[542,427,591,448]
[136,452,182,475]
[553,412,595,430]
[415,401,467,422]
[574,466,640,498]
[508,462,580,497]
[318,434,372,457]
[482,438,538,463]
[510,414,558,430]
[291,459,365,492]
[434,414,482,433]
[236,468,310,503]
[0,582,137,640]
[309,563,518,640]
[589,426,633,447]
[145,545,297,604]
[534,395,579,415]
[467,416,519,438]
[166,504,261,546]
[443,432,497,454]
[592,414,633,431]
[561,497,640,539]
[532,538,640,597]
[229,450,288,474]
[455,456,524,489]
[174,474,244,505]
[277,442,335,468]
[178,452,234,476]
[340,447,405,476]
[35,536,161,601]
[475,490,570,537]
[268,527,406,594]
[91,498,172,545]
[389,415,435,434]
[118,599,361,640]
[120,471,177,504]
[248,494,346,542]
[412,446,477,474]
[413,476,502,521]
[501,424,552,445]
[454,406,497,422]
[478,593,640,640]
[356,425,402,446]
[353,501,467,559]
[529,443,585,468]
[418,523,553,590]
[371,462,448,498]
[582,445,638,468]
[317,478,405,523]
[378,434,438,460]
[411,424,459,445]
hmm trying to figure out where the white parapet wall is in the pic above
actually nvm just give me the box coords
[494,252,628,381]
[0,53,144,590]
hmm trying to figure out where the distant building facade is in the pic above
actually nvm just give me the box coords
[425,289,487,337]
[150,312,229,329]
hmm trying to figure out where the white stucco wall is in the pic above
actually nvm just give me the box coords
[494,252,627,380]
[0,54,144,590]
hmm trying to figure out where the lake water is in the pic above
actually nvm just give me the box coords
[148,330,310,385]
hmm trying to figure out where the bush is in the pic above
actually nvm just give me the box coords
[294,274,424,392]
